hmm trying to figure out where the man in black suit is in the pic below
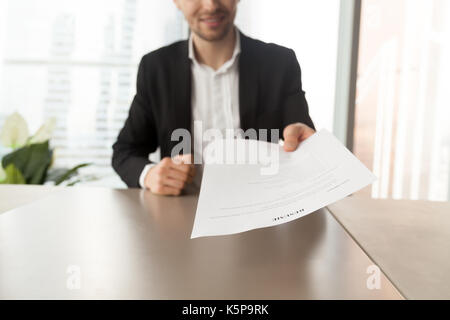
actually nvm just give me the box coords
[112,0,316,195]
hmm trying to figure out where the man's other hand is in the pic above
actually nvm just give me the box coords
[283,123,316,152]
[144,154,196,196]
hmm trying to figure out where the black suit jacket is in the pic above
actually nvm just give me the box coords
[112,32,315,188]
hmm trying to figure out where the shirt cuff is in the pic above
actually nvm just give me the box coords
[139,163,156,189]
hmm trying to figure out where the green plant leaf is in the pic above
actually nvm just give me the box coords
[0,165,6,182]
[1,141,52,185]
[67,179,82,187]
[1,163,26,184]
[45,168,70,182]
[52,163,91,185]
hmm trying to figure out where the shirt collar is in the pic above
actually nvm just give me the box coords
[188,27,241,73]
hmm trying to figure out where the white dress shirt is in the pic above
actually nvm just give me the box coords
[139,29,241,188]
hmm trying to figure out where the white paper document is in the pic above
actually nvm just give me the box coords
[191,130,376,239]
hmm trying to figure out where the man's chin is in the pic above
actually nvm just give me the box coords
[194,26,233,42]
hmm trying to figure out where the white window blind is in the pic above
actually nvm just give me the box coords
[0,0,188,187]
[354,0,450,201]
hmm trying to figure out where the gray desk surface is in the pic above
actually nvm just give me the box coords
[328,196,450,300]
[0,186,401,299]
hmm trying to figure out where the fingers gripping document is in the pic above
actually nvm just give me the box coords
[191,130,376,239]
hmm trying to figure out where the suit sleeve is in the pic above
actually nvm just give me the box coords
[112,56,159,188]
[281,49,315,131]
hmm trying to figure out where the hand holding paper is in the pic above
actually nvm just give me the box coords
[282,122,316,152]
[191,130,376,239]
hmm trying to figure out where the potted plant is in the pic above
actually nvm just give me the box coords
[0,112,91,186]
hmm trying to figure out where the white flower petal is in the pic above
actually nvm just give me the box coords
[30,117,57,144]
[0,112,29,148]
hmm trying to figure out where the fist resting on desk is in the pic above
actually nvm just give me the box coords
[144,154,195,196]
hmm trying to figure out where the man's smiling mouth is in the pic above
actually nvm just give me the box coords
[200,15,225,27]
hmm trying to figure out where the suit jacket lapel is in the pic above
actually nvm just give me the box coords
[239,32,259,131]
[171,33,258,140]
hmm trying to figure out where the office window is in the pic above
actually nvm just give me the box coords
[0,0,340,187]
[354,0,450,201]
[0,0,188,187]
[236,0,341,131]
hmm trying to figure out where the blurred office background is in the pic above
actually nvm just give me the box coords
[0,0,449,201]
